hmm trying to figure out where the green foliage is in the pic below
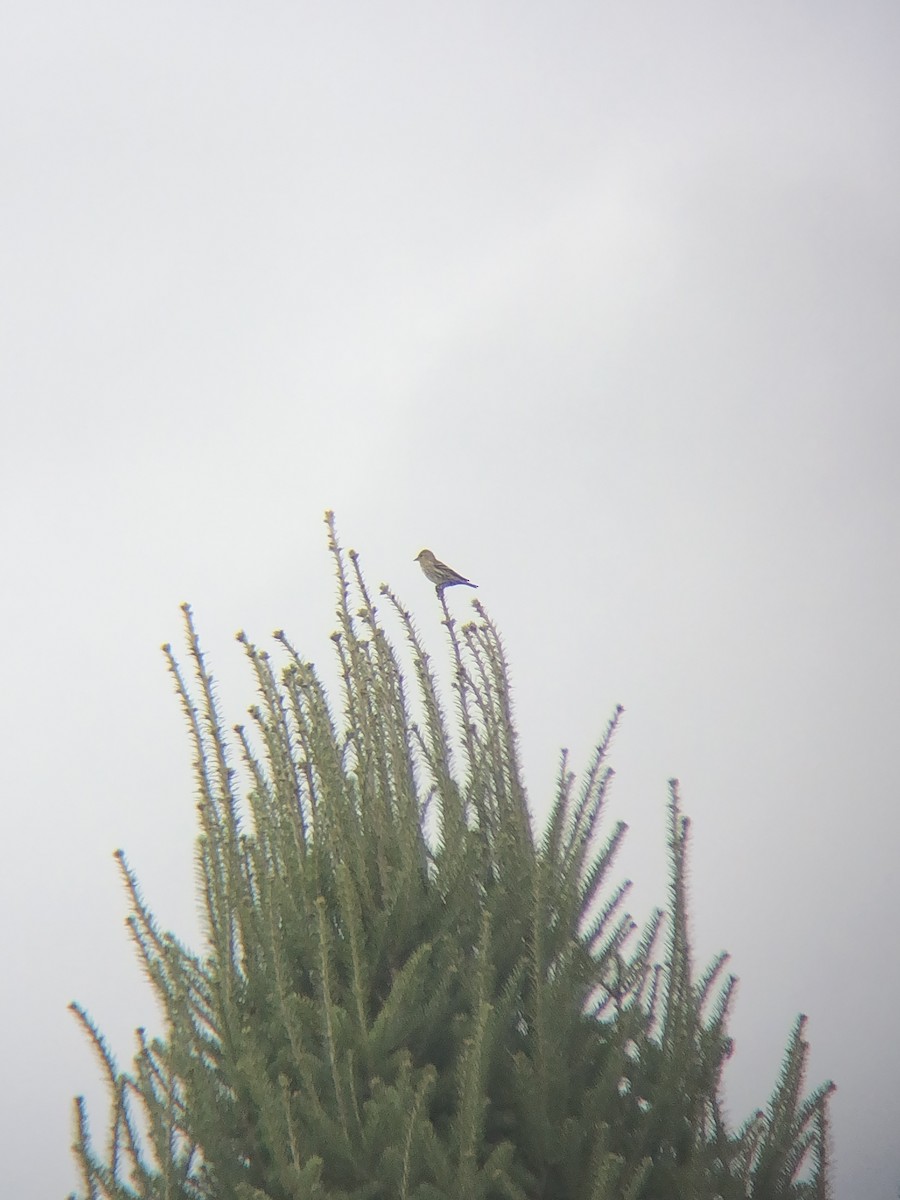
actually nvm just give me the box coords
[71,513,834,1199]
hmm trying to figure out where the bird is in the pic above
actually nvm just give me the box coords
[415,549,477,596]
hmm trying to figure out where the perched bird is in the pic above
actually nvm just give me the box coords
[415,548,477,596]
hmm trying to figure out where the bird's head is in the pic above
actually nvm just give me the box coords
[415,549,433,564]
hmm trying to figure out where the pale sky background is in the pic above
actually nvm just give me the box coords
[1,3,898,1196]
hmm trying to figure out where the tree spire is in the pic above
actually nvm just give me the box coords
[70,514,833,1199]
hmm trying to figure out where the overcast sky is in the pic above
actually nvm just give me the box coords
[2,3,898,1196]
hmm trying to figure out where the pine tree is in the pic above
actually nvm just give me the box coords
[70,512,834,1199]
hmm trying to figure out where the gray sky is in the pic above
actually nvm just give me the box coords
[2,3,898,1195]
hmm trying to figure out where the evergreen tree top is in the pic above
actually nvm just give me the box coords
[70,512,833,1200]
